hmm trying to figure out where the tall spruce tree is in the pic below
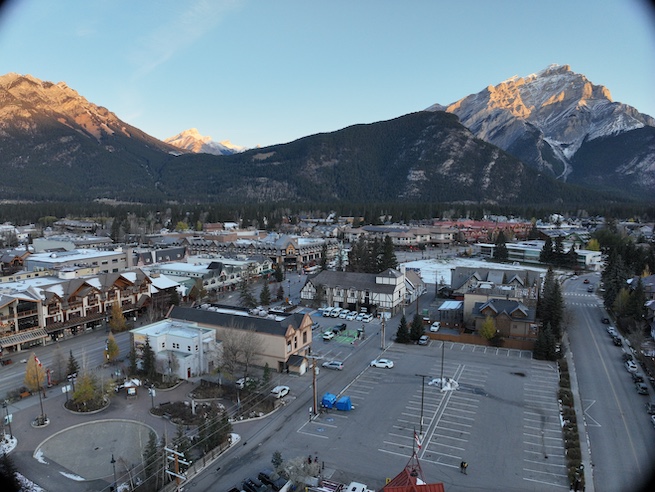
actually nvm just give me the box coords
[395,315,410,344]
[493,230,508,262]
[380,235,398,271]
[410,313,424,342]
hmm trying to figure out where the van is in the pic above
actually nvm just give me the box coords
[330,307,343,317]
[322,307,334,317]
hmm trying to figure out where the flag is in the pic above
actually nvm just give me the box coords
[414,431,422,449]
[35,356,42,367]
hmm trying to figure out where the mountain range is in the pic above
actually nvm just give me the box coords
[164,128,245,155]
[0,66,652,206]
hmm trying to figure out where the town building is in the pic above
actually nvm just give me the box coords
[300,268,407,315]
[168,305,313,374]
[130,320,219,379]
[473,240,602,270]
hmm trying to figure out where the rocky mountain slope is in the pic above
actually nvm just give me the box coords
[427,64,655,197]
[0,71,643,206]
[164,128,245,155]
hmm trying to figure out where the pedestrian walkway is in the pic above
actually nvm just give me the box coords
[7,376,199,492]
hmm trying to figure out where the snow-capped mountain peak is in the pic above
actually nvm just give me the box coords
[164,128,245,155]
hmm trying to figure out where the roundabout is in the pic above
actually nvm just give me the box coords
[34,419,155,481]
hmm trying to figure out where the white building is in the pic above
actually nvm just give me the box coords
[131,320,219,380]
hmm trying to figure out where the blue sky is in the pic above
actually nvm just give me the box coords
[0,0,653,149]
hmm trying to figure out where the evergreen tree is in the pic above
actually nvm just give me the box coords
[493,230,508,262]
[320,243,328,271]
[128,344,138,376]
[271,450,284,471]
[67,349,80,377]
[259,282,271,306]
[0,451,21,492]
[627,277,647,322]
[380,235,398,271]
[395,315,410,344]
[141,431,163,491]
[409,313,424,342]
[142,336,157,381]
[553,236,565,266]
[173,424,192,472]
[313,284,325,308]
[276,285,284,301]
[238,279,257,308]
[539,236,553,264]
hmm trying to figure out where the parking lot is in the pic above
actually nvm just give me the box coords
[297,339,569,491]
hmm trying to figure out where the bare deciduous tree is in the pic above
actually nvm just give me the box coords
[220,326,264,379]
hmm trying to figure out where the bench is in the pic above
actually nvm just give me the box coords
[20,391,31,399]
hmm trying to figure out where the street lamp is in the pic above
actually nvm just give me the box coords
[3,400,12,439]
[110,454,117,491]
[415,374,428,440]
[287,278,291,304]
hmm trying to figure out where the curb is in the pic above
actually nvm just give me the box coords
[563,332,595,492]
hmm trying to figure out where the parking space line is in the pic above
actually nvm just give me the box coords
[442,412,474,420]
[439,419,472,428]
[523,478,569,489]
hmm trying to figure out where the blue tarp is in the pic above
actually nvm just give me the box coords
[321,392,337,409]
[335,395,352,411]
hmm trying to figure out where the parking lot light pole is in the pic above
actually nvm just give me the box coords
[415,374,428,440]
[110,454,117,491]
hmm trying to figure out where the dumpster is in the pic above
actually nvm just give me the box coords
[335,395,352,411]
[321,392,337,409]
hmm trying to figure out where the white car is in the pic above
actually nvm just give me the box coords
[322,360,344,370]
[370,358,394,369]
[362,314,373,323]
[625,360,638,373]
[430,321,441,332]
[338,310,350,319]
[355,313,365,321]
[271,385,290,398]
[322,331,335,341]
[235,377,257,389]
[346,312,357,320]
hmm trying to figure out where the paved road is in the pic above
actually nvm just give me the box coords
[564,273,655,491]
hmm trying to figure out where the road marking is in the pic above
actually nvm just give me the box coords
[582,399,601,427]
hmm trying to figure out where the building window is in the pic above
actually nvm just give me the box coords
[303,331,307,344]
[161,342,165,348]
[187,346,191,351]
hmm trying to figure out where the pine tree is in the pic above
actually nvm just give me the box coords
[0,451,21,492]
[259,282,271,306]
[142,336,157,381]
[539,237,553,264]
[493,231,508,262]
[67,349,80,377]
[380,235,398,271]
[409,313,424,342]
[238,279,257,308]
[319,243,328,271]
[395,315,410,344]
[141,431,162,491]
[128,345,138,376]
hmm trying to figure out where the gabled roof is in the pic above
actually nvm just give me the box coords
[382,451,444,492]
[308,270,396,294]
[474,299,534,321]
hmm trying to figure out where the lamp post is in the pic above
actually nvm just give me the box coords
[287,278,291,304]
[415,374,428,440]
[3,400,12,439]
[110,454,117,491]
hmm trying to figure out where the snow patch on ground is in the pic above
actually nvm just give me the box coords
[33,449,48,465]
[60,471,86,481]
[17,473,45,492]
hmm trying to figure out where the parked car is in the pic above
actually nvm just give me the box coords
[646,401,655,415]
[587,286,594,293]
[330,308,342,317]
[631,372,645,383]
[258,469,288,491]
[338,310,350,319]
[625,360,638,373]
[370,358,394,368]
[270,385,290,398]
[242,478,267,492]
[622,352,634,362]
[331,323,347,334]
[601,317,610,324]
[651,414,655,429]
[418,335,430,345]
[236,377,257,389]
[636,382,649,395]
[612,336,623,346]
[322,308,334,317]
[322,360,344,370]
[607,326,618,337]
[362,314,373,323]
[430,321,441,332]
[355,313,365,321]
[322,331,335,341]
[311,322,321,331]
[346,311,358,320]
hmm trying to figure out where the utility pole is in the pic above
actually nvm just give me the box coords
[380,308,386,350]
[306,355,321,418]
[440,341,445,388]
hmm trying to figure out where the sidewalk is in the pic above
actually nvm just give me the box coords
[563,332,595,492]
